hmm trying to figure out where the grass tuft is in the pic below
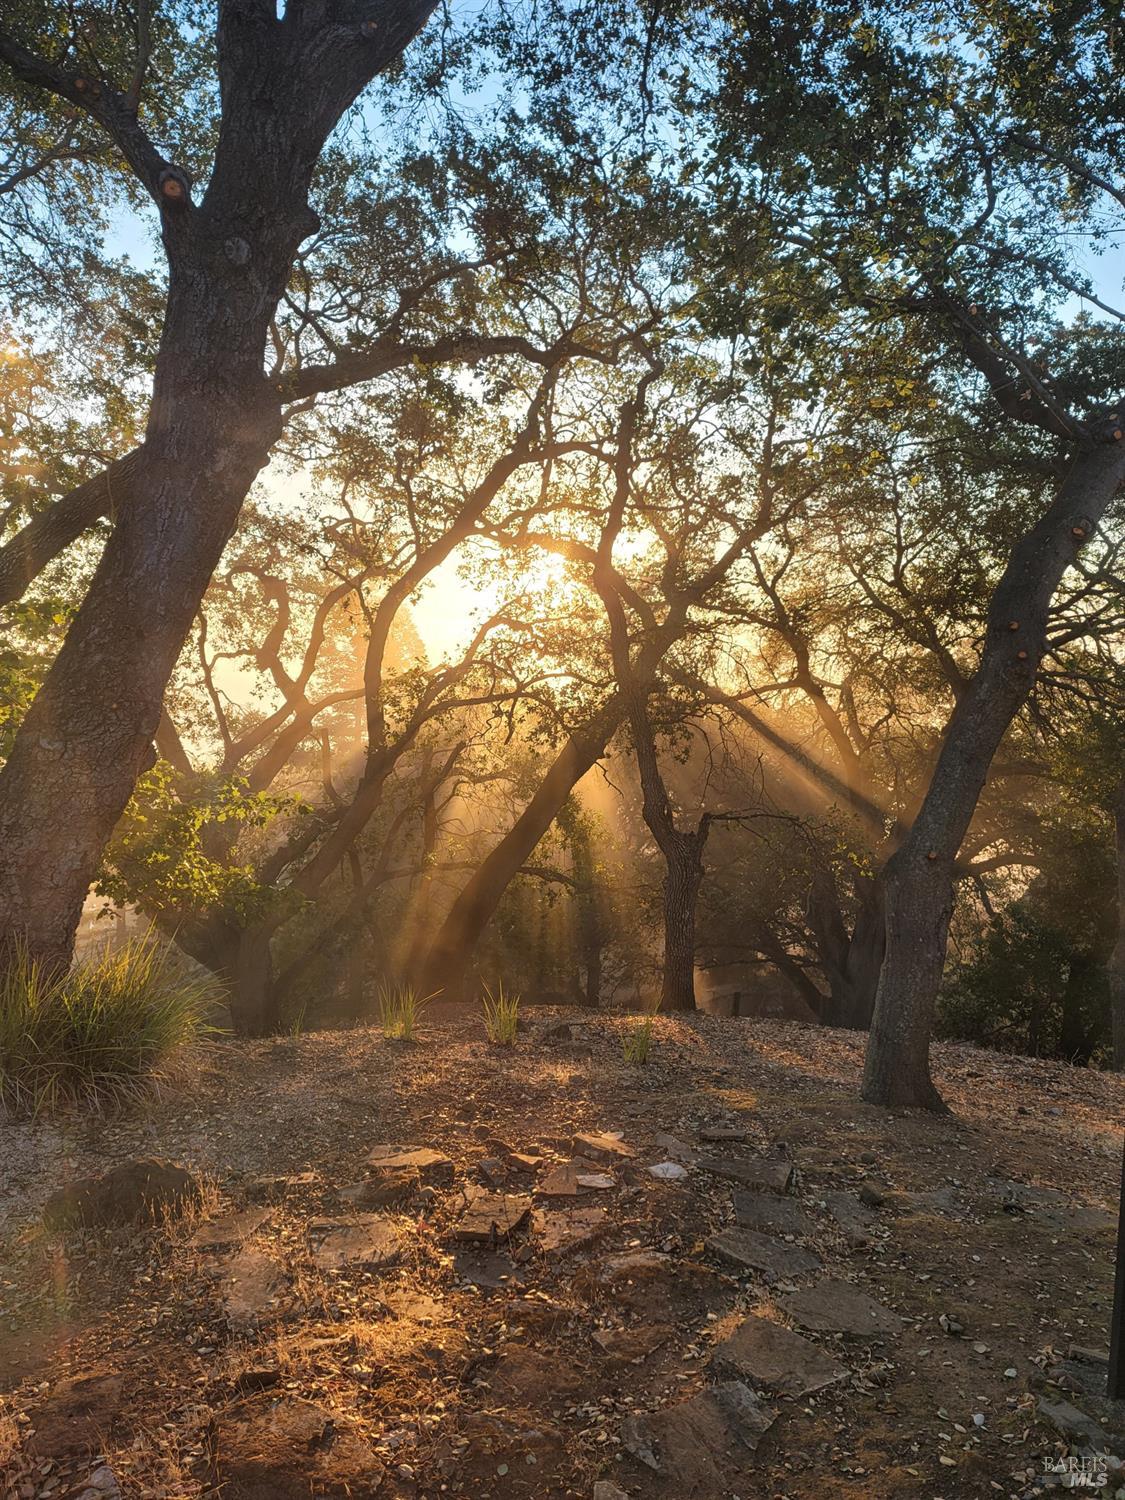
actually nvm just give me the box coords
[0,938,218,1117]
[376,981,436,1042]
[622,1010,658,1066]
[481,979,520,1046]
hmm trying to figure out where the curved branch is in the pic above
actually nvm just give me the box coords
[0,447,145,609]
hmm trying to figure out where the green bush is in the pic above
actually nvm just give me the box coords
[481,980,520,1046]
[939,906,1111,1063]
[0,939,218,1116]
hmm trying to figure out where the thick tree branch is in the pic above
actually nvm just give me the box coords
[0,26,186,206]
[0,448,145,609]
[286,332,607,401]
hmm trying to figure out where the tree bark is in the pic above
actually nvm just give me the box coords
[661,837,706,1011]
[1058,952,1095,1064]
[583,932,603,1008]
[0,2,436,975]
[1109,778,1125,1071]
[862,438,1125,1109]
[838,876,886,1028]
[0,448,144,608]
[226,924,280,1037]
[172,912,281,1036]
[417,700,624,1000]
[565,801,605,1008]
[0,301,282,971]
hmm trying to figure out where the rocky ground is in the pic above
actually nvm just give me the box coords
[1,1009,1123,1500]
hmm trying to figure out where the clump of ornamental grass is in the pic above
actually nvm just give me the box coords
[376,981,436,1042]
[481,979,520,1046]
[0,938,218,1117]
[622,1007,659,1066]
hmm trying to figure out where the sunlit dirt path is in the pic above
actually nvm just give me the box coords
[2,1012,1122,1498]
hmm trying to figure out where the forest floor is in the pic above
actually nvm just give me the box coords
[1,1009,1124,1500]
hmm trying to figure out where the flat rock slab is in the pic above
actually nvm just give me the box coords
[647,1161,689,1182]
[621,1381,775,1489]
[981,1179,1117,1234]
[985,1182,1116,1237]
[699,1125,750,1143]
[365,1146,453,1185]
[533,1206,609,1256]
[733,1191,818,1239]
[248,1172,318,1199]
[213,1396,384,1499]
[708,1228,822,1278]
[191,1208,272,1251]
[1037,1396,1116,1451]
[573,1131,636,1162]
[700,1157,795,1193]
[452,1249,524,1290]
[308,1216,404,1271]
[536,1157,608,1196]
[1047,1357,1113,1401]
[653,1132,696,1164]
[450,1188,532,1242]
[896,1185,961,1216]
[537,1161,584,1197]
[576,1172,616,1190]
[598,1251,671,1285]
[338,1175,418,1209]
[713,1314,848,1396]
[821,1189,878,1247]
[221,1246,287,1330]
[780,1279,898,1338]
[507,1152,543,1173]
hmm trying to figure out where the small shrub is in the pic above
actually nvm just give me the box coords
[622,1012,657,1066]
[0,939,218,1117]
[376,981,436,1041]
[481,980,520,1046]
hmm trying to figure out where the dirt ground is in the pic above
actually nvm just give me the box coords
[1,1009,1123,1500]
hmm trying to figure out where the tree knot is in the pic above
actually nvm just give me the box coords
[158,167,193,210]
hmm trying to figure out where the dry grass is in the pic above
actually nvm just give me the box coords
[0,939,218,1117]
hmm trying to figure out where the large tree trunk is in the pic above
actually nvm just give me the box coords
[1058,952,1095,1064]
[838,876,886,1029]
[0,2,434,979]
[0,203,285,978]
[862,439,1125,1109]
[1109,778,1125,1071]
[660,840,704,1011]
[172,912,281,1037]
[583,932,603,1008]
[0,306,281,972]
[789,854,886,1028]
[226,924,281,1037]
[418,701,623,1000]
